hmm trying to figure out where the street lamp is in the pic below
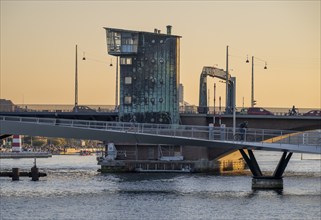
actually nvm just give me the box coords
[247,56,267,107]
[74,45,88,109]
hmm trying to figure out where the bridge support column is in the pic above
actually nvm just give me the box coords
[31,165,39,181]
[239,149,293,190]
[12,168,20,181]
[239,149,262,177]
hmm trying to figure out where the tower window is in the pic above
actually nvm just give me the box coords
[125,77,132,84]
[120,57,132,65]
[124,96,132,104]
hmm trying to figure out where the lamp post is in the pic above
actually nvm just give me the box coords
[213,83,216,125]
[225,45,229,113]
[75,44,78,107]
[246,56,267,107]
[251,56,254,107]
[219,96,222,125]
[231,77,236,136]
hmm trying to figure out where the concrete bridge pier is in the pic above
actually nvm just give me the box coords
[12,168,20,181]
[31,165,39,181]
[252,176,283,189]
[239,149,293,189]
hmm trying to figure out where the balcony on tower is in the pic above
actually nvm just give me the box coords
[105,28,139,55]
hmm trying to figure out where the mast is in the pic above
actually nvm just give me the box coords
[75,44,78,107]
[225,45,229,113]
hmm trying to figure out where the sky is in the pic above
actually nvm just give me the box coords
[0,0,320,109]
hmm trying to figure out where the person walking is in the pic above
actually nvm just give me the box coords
[239,121,248,141]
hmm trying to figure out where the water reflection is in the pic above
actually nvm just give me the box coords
[251,189,283,196]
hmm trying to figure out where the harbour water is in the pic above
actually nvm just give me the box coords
[0,151,320,220]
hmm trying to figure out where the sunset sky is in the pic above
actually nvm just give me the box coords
[1,1,320,108]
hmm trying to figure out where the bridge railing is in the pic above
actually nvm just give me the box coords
[1,116,320,148]
[0,104,117,113]
[1,104,319,117]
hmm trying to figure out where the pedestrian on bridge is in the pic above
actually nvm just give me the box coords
[289,105,297,116]
[239,121,248,141]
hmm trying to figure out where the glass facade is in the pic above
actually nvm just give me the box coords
[106,29,138,55]
[105,27,181,124]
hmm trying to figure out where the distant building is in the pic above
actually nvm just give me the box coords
[0,99,15,112]
[105,26,181,124]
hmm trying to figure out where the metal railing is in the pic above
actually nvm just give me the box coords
[1,116,320,148]
[0,104,319,117]
[0,104,116,113]
[180,105,319,117]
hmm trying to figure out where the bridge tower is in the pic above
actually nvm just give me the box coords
[198,66,236,114]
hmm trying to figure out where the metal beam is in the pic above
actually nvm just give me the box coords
[248,149,263,176]
[273,152,293,178]
[0,134,11,140]
[239,149,262,177]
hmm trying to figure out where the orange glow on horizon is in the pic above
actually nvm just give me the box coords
[0,1,320,108]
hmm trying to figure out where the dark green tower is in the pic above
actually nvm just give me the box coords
[105,26,181,124]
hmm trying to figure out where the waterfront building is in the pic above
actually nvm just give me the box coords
[99,26,245,173]
[105,25,180,124]
[0,99,15,112]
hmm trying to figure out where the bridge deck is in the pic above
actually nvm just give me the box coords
[0,116,320,154]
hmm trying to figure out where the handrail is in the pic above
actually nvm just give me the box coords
[0,104,320,117]
[1,116,320,148]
